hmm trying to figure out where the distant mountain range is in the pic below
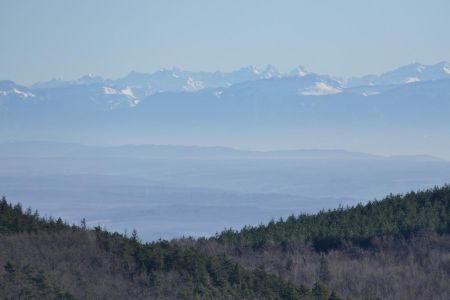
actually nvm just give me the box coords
[347,61,450,86]
[1,61,450,157]
[1,61,449,108]
[28,64,304,92]
[0,141,407,160]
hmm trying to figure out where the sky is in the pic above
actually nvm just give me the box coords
[1,0,450,85]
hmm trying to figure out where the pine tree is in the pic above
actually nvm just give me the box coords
[80,218,87,230]
[131,229,140,243]
[312,281,329,300]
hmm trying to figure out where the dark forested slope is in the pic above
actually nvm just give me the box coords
[0,198,331,299]
[198,185,450,300]
[1,185,450,299]
[215,185,450,250]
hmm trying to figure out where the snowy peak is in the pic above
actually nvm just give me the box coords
[430,61,450,75]
[289,66,309,77]
[260,64,282,79]
[102,86,139,107]
[347,61,450,87]
[0,80,35,99]
[227,66,262,81]
[442,62,450,75]
[247,65,261,75]
[183,77,206,92]
[301,81,342,96]
[77,73,103,85]
[221,73,344,99]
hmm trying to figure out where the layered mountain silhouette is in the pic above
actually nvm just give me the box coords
[1,62,450,157]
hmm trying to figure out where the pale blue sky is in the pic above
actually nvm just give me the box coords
[1,0,449,85]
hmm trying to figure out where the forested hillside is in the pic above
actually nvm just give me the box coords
[1,186,450,299]
[0,197,336,299]
[215,186,450,250]
[199,186,450,299]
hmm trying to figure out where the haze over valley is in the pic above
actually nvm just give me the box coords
[1,141,450,240]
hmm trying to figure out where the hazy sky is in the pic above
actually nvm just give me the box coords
[1,0,450,85]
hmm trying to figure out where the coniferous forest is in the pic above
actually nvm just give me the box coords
[1,186,449,299]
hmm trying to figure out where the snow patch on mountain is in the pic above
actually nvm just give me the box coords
[103,87,118,95]
[183,77,206,92]
[404,77,420,83]
[301,82,342,96]
[121,87,139,106]
[416,64,426,72]
[261,65,282,79]
[212,90,223,98]
[289,66,308,77]
[120,87,135,98]
[102,86,139,107]
[252,67,261,75]
[362,91,380,97]
[13,88,35,98]
[348,61,450,87]
[444,66,450,75]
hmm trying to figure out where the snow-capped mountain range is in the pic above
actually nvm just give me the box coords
[29,64,299,95]
[1,61,450,158]
[2,62,449,110]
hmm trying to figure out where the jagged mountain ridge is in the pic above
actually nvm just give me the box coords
[1,62,450,158]
[2,61,449,110]
[346,61,450,87]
